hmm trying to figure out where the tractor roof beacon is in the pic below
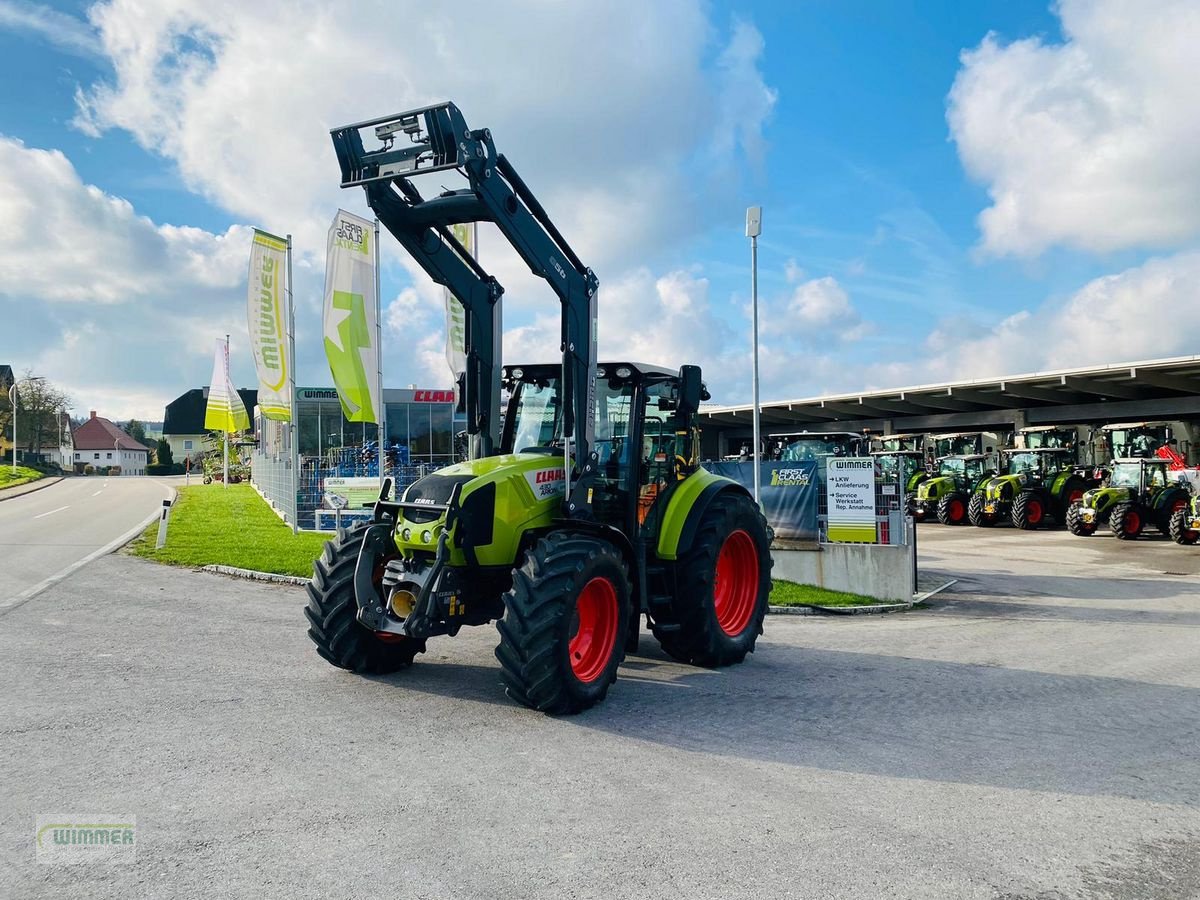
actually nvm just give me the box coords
[308,102,773,714]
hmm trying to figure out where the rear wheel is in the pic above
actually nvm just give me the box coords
[1169,507,1199,545]
[304,524,426,673]
[495,533,630,715]
[655,492,772,668]
[1157,494,1189,533]
[936,493,967,526]
[968,492,995,527]
[1065,503,1096,536]
[1012,490,1046,530]
[1109,502,1145,540]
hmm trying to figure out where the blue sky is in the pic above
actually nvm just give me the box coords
[1,0,1198,419]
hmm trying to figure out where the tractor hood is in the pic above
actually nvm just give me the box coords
[917,475,954,501]
[982,473,1026,500]
[1081,486,1130,513]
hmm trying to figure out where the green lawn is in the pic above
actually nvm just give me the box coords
[770,579,888,608]
[129,484,331,577]
[0,465,45,490]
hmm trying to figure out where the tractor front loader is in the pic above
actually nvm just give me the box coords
[1067,458,1190,540]
[306,102,772,714]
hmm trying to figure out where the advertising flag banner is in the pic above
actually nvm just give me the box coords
[826,458,877,542]
[246,229,291,421]
[444,223,471,389]
[204,338,250,434]
[323,210,380,423]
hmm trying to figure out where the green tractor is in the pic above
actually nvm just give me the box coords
[1066,458,1190,540]
[968,447,1093,529]
[870,449,928,517]
[307,102,772,715]
[912,454,996,525]
[1168,492,1200,545]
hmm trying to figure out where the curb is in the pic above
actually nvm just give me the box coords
[0,475,64,501]
[200,564,309,586]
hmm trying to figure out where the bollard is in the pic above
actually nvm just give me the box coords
[155,498,172,549]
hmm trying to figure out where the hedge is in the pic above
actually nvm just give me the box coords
[146,463,185,476]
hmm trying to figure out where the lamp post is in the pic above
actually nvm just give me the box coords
[746,206,763,505]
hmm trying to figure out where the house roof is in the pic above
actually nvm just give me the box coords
[73,415,152,452]
[163,387,257,435]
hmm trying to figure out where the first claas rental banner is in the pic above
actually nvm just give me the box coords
[246,229,291,421]
[707,461,819,542]
[323,210,380,423]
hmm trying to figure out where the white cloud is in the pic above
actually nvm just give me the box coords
[949,0,1200,256]
[74,0,775,272]
[865,250,1200,388]
[0,0,102,59]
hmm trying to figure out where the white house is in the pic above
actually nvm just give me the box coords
[72,411,150,475]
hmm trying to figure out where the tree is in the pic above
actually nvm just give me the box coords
[12,372,71,463]
[125,418,147,446]
[155,438,174,468]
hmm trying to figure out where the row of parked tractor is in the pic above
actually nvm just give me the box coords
[741,420,1200,544]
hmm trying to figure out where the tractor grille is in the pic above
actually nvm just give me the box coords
[402,474,474,523]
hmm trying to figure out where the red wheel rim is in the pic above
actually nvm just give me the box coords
[949,498,964,522]
[1125,511,1141,533]
[714,530,759,637]
[568,577,619,683]
[1172,498,1187,514]
[1027,499,1043,524]
[1067,489,1084,505]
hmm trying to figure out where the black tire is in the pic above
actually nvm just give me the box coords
[654,491,772,668]
[305,524,425,673]
[1065,503,1096,536]
[1055,477,1087,522]
[968,492,994,527]
[1012,490,1048,530]
[1156,494,1189,534]
[1109,502,1145,541]
[905,492,922,520]
[495,532,631,715]
[1169,507,1199,545]
[936,493,968,526]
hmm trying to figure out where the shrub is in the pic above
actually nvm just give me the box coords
[83,465,94,475]
[146,463,184,476]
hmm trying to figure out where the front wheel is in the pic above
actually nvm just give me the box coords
[1169,507,1199,545]
[1012,490,1046,530]
[495,533,631,715]
[968,492,995,527]
[936,493,968,526]
[655,491,772,668]
[1109,502,1145,541]
[1066,503,1096,536]
[304,524,426,673]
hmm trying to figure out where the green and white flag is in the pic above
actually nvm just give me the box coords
[204,338,250,434]
[323,210,380,423]
[246,229,291,421]
[444,223,472,395]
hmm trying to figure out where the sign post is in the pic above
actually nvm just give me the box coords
[826,458,876,543]
[155,498,172,549]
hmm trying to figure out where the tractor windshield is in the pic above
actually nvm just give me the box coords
[1007,452,1042,475]
[876,455,900,479]
[965,458,985,480]
[938,457,966,478]
[510,380,563,452]
[780,437,859,461]
[1108,462,1139,488]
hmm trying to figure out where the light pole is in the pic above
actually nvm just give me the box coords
[746,206,763,505]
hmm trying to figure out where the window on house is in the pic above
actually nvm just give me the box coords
[184,440,193,450]
[107,452,112,459]
[94,453,100,460]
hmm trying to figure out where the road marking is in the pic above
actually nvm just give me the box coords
[93,490,104,496]
[1,486,175,615]
[34,506,69,519]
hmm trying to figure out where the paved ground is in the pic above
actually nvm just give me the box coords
[0,475,175,607]
[1,524,1198,898]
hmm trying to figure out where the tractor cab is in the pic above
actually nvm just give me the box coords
[937,454,991,486]
[875,433,924,454]
[1004,447,1075,481]
[912,453,996,525]
[870,449,926,493]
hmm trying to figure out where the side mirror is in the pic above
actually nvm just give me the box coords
[678,365,703,416]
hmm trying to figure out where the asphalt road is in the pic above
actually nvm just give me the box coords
[0,476,175,608]
[1,526,1198,898]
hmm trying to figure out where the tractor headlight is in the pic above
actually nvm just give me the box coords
[421,530,433,544]
[401,527,412,542]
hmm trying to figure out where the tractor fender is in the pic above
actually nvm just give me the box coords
[657,472,752,562]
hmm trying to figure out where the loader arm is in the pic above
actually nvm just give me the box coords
[330,102,600,517]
